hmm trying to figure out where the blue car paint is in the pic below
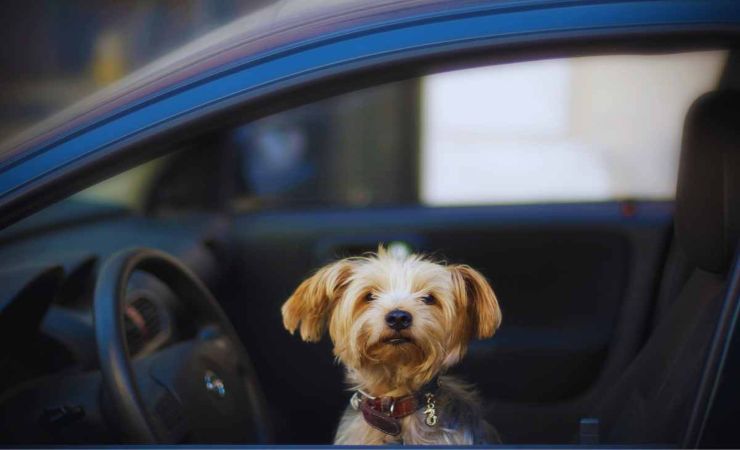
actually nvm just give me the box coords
[0,0,738,202]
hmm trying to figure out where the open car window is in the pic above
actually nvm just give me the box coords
[231,50,726,209]
[79,49,728,211]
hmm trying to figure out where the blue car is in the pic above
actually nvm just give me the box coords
[0,0,738,446]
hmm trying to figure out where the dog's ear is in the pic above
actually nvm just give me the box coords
[281,260,354,342]
[450,265,502,339]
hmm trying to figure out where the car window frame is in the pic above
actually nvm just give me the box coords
[0,0,738,229]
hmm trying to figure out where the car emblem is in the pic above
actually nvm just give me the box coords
[204,370,226,398]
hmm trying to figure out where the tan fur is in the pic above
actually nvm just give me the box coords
[281,260,354,342]
[281,246,502,444]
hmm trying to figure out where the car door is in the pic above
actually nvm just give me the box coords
[226,203,671,444]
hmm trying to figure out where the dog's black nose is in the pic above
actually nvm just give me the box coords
[385,309,412,330]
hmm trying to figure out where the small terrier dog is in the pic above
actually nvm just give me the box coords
[282,246,502,445]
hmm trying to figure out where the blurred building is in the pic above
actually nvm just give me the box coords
[0,0,272,140]
[421,51,727,205]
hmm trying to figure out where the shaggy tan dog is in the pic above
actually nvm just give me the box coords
[282,246,501,445]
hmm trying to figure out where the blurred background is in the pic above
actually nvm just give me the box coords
[0,0,271,140]
[0,1,728,209]
[421,51,725,204]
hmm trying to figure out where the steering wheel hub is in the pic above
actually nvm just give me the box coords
[204,370,226,398]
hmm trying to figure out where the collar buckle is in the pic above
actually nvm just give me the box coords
[350,391,362,410]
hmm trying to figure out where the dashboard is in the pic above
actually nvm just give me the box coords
[0,201,225,442]
[40,266,179,373]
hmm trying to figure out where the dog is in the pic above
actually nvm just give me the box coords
[281,245,502,445]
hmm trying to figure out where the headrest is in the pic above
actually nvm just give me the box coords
[676,90,740,274]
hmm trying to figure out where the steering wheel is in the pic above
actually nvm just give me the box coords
[93,248,271,443]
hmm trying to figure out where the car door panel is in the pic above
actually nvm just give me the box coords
[223,201,672,443]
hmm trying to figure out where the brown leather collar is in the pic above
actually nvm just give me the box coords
[363,394,417,418]
[353,377,439,436]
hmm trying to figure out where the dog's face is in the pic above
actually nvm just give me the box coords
[281,247,501,390]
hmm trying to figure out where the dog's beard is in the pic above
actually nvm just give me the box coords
[345,322,447,393]
[366,333,425,366]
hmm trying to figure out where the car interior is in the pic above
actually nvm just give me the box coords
[0,42,738,446]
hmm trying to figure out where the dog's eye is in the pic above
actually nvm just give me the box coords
[365,292,375,302]
[421,294,435,305]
